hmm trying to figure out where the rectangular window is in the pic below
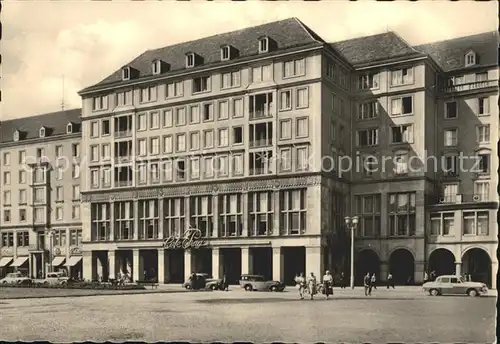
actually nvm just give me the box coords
[3,172,10,185]
[391,124,414,143]
[463,211,489,236]
[162,161,173,182]
[358,101,379,120]
[296,118,309,138]
[19,189,27,204]
[90,121,99,137]
[394,152,409,175]
[204,130,214,148]
[92,95,108,111]
[354,194,381,237]
[204,157,214,178]
[193,76,210,93]
[101,144,111,161]
[190,158,200,179]
[296,146,309,171]
[445,101,457,119]
[114,202,133,240]
[391,96,413,116]
[221,71,241,89]
[72,185,80,200]
[218,100,229,120]
[90,145,99,162]
[391,68,413,86]
[203,103,213,121]
[137,164,147,184]
[279,90,292,111]
[137,139,147,156]
[283,58,305,78]
[18,150,26,164]
[163,135,173,154]
[90,169,99,188]
[116,90,132,106]
[55,146,63,158]
[176,159,186,181]
[233,98,243,118]
[137,113,147,131]
[218,194,243,237]
[444,129,458,146]
[232,154,243,176]
[163,198,185,237]
[474,181,490,201]
[357,129,379,147]
[190,105,200,124]
[279,189,307,235]
[176,107,186,126]
[72,165,80,179]
[232,127,243,145]
[477,125,490,144]
[190,132,200,151]
[248,191,274,236]
[176,134,186,152]
[218,155,229,176]
[359,73,379,90]
[150,137,160,155]
[477,154,490,174]
[296,88,309,108]
[149,111,160,129]
[388,192,416,236]
[252,65,272,83]
[91,203,110,241]
[102,119,110,136]
[150,163,160,183]
[218,128,229,147]
[189,196,213,237]
[162,109,173,128]
[280,119,292,140]
[166,81,184,98]
[478,97,489,115]
[140,86,157,103]
[72,143,80,157]
[279,148,291,171]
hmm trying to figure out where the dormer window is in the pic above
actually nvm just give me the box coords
[122,67,131,80]
[465,51,476,67]
[221,46,231,61]
[152,60,161,75]
[13,131,19,142]
[67,123,73,134]
[39,127,46,138]
[186,53,195,68]
[259,37,269,53]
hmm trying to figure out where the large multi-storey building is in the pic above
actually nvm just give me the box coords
[0,110,84,279]
[1,18,497,287]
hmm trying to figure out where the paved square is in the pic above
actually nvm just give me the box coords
[0,287,495,342]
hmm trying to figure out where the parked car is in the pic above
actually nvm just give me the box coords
[42,272,70,285]
[183,273,211,290]
[0,272,31,284]
[422,275,488,297]
[239,274,285,292]
[205,277,224,290]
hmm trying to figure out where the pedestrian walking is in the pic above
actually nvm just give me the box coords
[370,273,377,290]
[387,272,395,289]
[363,272,371,296]
[322,270,334,300]
[294,273,306,299]
[307,272,317,300]
[222,274,229,291]
[339,272,346,289]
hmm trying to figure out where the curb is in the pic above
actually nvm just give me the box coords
[0,289,193,300]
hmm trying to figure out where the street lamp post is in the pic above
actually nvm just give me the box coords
[47,230,55,274]
[344,216,359,289]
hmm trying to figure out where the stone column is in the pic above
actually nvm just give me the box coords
[491,262,498,289]
[272,247,284,282]
[132,249,141,282]
[158,198,164,239]
[184,196,190,235]
[455,261,462,278]
[184,249,192,282]
[164,252,171,283]
[212,194,219,238]
[414,261,425,284]
[108,250,116,280]
[212,248,221,279]
[242,192,248,237]
[157,249,165,284]
[241,246,253,275]
[109,202,115,241]
[29,254,34,278]
[273,190,280,235]
[133,200,139,240]
[306,246,323,279]
[82,251,92,281]
[380,262,389,282]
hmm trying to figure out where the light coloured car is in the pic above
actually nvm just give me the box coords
[422,275,488,297]
[0,272,31,284]
[39,272,70,285]
[239,274,285,292]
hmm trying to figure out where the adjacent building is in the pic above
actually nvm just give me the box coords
[1,18,497,287]
[0,110,84,279]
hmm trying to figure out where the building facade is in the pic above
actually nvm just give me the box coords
[0,110,84,279]
[1,18,497,287]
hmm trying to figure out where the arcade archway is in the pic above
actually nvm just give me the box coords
[428,248,455,278]
[389,249,415,285]
[462,248,492,287]
[355,249,380,285]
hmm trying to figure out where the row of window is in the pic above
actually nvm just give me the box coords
[1,231,30,247]
[444,97,490,118]
[93,58,307,111]
[1,229,83,248]
[2,185,79,206]
[3,205,81,223]
[91,146,310,188]
[2,144,80,167]
[430,211,490,236]
[441,182,490,202]
[2,164,81,186]
[90,189,307,240]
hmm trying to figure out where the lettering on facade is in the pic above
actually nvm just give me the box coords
[163,228,208,250]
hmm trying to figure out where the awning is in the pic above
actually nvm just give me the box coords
[51,256,66,267]
[0,257,13,267]
[64,256,82,267]
[11,256,28,267]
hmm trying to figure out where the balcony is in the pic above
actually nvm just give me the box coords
[114,156,133,164]
[115,180,133,187]
[114,130,132,139]
[439,80,497,93]
[250,109,273,120]
[249,138,272,148]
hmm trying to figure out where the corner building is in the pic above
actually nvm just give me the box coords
[77,18,498,287]
[0,110,84,279]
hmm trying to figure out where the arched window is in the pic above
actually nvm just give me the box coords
[465,51,476,67]
[67,123,73,134]
[39,127,46,138]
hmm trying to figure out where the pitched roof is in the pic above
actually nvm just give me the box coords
[0,108,82,144]
[414,31,499,72]
[82,17,322,92]
[330,32,424,66]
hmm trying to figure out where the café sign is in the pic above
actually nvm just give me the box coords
[163,228,208,250]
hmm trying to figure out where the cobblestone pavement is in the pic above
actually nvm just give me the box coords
[0,286,495,343]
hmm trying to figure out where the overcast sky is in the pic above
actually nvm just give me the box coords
[1,1,497,120]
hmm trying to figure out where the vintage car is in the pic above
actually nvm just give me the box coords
[239,274,285,292]
[422,275,488,297]
[39,272,70,285]
[0,272,31,284]
[183,273,222,290]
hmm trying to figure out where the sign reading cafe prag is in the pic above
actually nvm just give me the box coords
[162,228,208,250]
